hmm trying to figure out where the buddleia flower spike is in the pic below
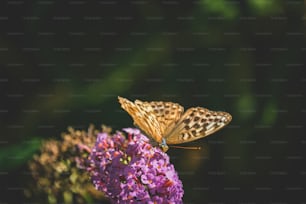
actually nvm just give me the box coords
[87,128,184,203]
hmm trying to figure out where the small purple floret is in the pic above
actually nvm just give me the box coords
[87,128,184,204]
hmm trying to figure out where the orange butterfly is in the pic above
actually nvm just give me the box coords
[118,96,232,152]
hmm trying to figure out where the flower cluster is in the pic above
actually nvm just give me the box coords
[87,128,184,204]
[25,125,106,204]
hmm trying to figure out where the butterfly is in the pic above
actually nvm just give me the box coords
[118,96,232,152]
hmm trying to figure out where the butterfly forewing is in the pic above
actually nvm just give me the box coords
[118,97,163,143]
[164,107,232,144]
[135,100,184,135]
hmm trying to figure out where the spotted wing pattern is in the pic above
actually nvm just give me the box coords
[164,107,232,144]
[135,100,184,135]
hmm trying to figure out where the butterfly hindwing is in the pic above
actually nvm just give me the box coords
[118,97,163,143]
[164,107,232,144]
[135,100,184,135]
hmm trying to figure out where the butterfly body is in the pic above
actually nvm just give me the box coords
[118,96,232,152]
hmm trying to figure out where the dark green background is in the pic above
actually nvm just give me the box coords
[1,0,306,203]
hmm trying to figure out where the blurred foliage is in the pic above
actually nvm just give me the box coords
[0,0,305,203]
[0,138,40,171]
[201,0,239,19]
[248,0,283,15]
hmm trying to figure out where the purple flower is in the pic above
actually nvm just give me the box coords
[87,128,184,204]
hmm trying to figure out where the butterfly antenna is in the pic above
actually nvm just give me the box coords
[169,145,201,150]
